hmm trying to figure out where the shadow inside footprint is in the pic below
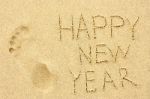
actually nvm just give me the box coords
[8,25,30,55]
[31,63,56,91]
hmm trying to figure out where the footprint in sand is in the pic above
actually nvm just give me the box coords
[8,25,29,56]
[8,25,57,92]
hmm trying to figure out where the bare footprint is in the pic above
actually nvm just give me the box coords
[8,25,57,92]
[28,61,57,92]
[8,25,30,56]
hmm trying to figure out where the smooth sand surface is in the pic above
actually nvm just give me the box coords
[0,0,150,99]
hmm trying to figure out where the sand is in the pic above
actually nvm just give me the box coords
[0,0,150,99]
